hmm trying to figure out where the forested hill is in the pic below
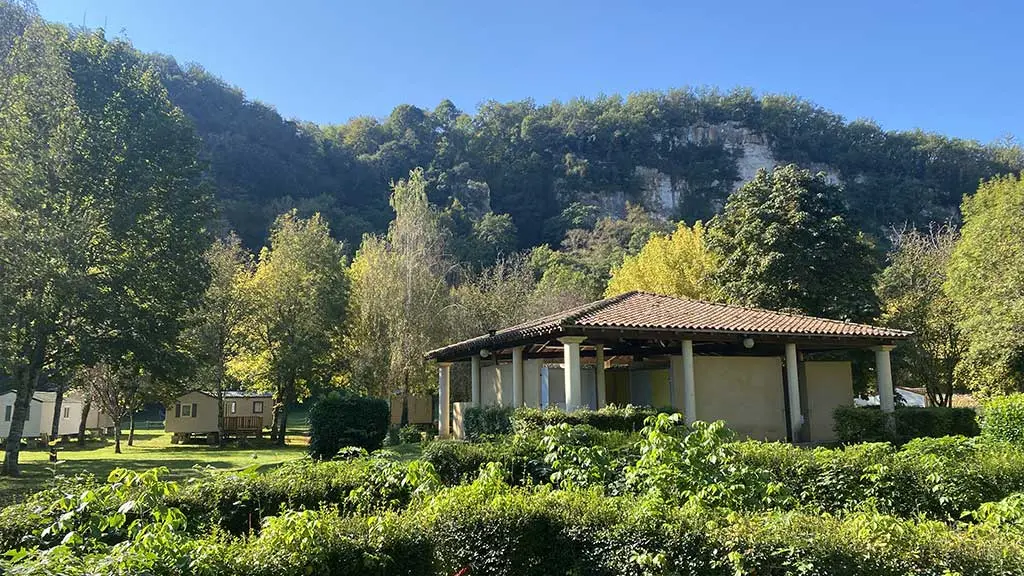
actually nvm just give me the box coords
[150,55,1022,251]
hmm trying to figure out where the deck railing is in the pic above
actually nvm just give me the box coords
[223,415,264,432]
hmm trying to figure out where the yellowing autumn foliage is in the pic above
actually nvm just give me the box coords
[605,221,721,300]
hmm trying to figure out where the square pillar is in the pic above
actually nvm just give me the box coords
[785,343,803,441]
[682,340,696,425]
[595,344,607,409]
[512,346,525,408]
[471,355,481,407]
[559,336,586,411]
[438,363,452,437]
[875,345,896,413]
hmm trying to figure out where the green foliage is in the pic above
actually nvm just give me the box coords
[463,405,514,439]
[833,406,979,444]
[232,211,350,443]
[308,392,390,460]
[541,423,615,491]
[512,404,661,433]
[606,221,721,300]
[877,225,965,405]
[980,393,1024,444]
[708,164,880,321]
[626,416,785,509]
[420,436,546,485]
[947,175,1024,394]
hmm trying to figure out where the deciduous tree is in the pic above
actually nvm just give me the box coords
[877,225,965,405]
[606,221,721,300]
[947,175,1024,394]
[232,212,349,444]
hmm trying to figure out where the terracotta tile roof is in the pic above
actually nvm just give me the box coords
[426,291,911,360]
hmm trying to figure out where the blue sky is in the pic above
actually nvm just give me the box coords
[37,0,1022,142]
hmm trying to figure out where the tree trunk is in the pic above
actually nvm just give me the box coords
[50,379,65,439]
[2,334,47,477]
[78,400,91,444]
[114,423,122,454]
[127,412,136,446]
[278,406,289,446]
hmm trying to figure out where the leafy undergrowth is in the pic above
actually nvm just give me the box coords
[4,415,1024,575]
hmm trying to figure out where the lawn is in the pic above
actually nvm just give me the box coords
[0,429,310,505]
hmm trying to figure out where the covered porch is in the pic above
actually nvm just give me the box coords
[427,291,911,443]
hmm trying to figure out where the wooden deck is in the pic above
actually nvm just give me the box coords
[223,416,264,432]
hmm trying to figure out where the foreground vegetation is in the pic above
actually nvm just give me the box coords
[4,411,1024,575]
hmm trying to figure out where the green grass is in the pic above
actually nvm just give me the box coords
[0,430,310,505]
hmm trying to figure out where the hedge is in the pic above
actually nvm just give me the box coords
[981,393,1024,444]
[463,405,515,439]
[309,392,390,460]
[833,405,979,444]
[512,404,664,433]
[11,486,1023,576]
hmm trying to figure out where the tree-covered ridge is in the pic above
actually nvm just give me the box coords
[146,55,1022,251]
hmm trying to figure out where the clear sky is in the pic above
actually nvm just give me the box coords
[36,0,1022,142]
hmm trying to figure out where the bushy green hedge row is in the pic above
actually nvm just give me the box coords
[982,393,1024,444]
[833,405,979,444]
[737,435,1024,521]
[309,392,390,460]
[8,482,1024,576]
[512,404,663,433]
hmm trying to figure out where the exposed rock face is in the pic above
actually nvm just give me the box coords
[629,122,844,218]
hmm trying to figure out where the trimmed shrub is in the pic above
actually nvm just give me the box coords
[512,404,662,433]
[981,393,1024,444]
[421,436,547,485]
[463,404,514,439]
[834,405,979,444]
[308,392,390,460]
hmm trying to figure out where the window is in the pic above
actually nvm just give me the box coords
[229,401,237,414]
[3,405,10,422]
[181,403,192,417]
[252,401,264,414]
[191,403,198,418]
[62,407,70,419]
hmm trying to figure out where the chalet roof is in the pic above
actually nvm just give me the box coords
[426,291,911,361]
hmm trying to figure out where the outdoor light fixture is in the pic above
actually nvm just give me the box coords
[742,337,755,349]
[480,349,491,358]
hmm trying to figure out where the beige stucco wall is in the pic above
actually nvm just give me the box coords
[452,401,472,439]
[693,356,787,441]
[804,361,854,443]
[165,392,219,434]
[523,359,542,407]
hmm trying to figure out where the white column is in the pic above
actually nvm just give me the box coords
[875,345,896,413]
[512,346,525,408]
[470,355,481,407]
[785,343,802,441]
[595,344,607,409]
[559,336,586,411]
[682,340,696,425]
[438,363,452,438]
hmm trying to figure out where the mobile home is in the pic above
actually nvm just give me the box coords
[166,390,274,443]
[0,392,43,440]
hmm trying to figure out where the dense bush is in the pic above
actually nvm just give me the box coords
[981,393,1024,444]
[421,435,548,486]
[833,405,979,444]
[512,404,663,433]
[308,392,390,460]
[463,405,514,439]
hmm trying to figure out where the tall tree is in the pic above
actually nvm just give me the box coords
[0,24,212,475]
[605,221,721,300]
[707,164,879,321]
[347,169,453,397]
[877,225,965,405]
[947,175,1024,395]
[232,212,349,444]
[182,235,251,439]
